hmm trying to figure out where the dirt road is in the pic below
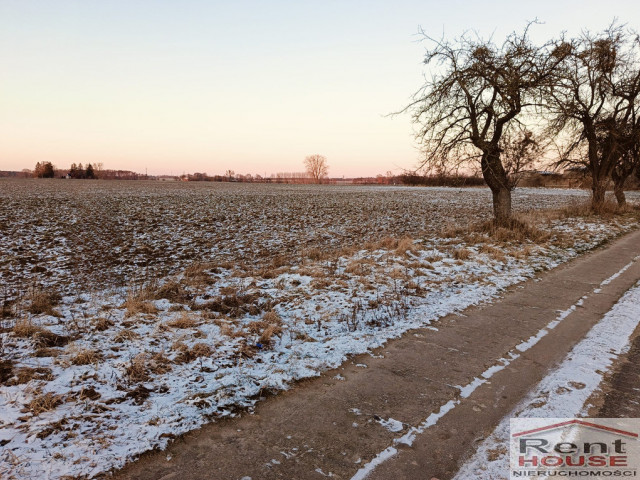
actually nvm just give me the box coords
[109,229,640,480]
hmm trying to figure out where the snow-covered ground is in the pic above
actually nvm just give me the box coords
[1,182,639,479]
[1,180,627,305]
[452,279,640,480]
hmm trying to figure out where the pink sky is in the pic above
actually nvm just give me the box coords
[1,1,638,177]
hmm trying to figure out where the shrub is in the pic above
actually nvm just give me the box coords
[26,290,61,316]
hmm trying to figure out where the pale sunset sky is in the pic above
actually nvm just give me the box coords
[1,1,638,177]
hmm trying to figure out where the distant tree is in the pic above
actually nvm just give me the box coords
[85,163,96,179]
[43,162,55,178]
[34,161,55,178]
[405,24,567,224]
[304,154,329,183]
[225,169,235,181]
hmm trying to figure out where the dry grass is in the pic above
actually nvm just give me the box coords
[124,297,158,318]
[125,353,150,383]
[8,367,53,385]
[560,198,618,217]
[183,263,214,287]
[259,324,283,346]
[13,319,46,338]
[25,392,64,415]
[148,352,172,374]
[453,248,471,260]
[271,255,288,268]
[446,217,552,244]
[23,326,66,347]
[440,223,461,239]
[365,235,419,252]
[311,278,332,289]
[199,293,262,317]
[395,236,417,256]
[247,310,284,347]
[191,343,212,357]
[167,313,198,329]
[13,320,69,347]
[33,347,61,358]
[114,329,140,343]
[93,317,114,331]
[344,261,364,275]
[521,198,640,225]
[440,207,586,245]
[173,342,213,363]
[71,349,103,366]
[479,244,506,262]
[262,310,282,325]
[305,248,328,261]
[26,289,61,316]
[154,280,190,303]
[509,245,533,259]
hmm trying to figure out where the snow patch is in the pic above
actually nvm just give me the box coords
[453,281,640,480]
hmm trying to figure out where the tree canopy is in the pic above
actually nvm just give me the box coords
[407,24,567,222]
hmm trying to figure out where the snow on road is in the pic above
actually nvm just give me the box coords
[452,279,640,480]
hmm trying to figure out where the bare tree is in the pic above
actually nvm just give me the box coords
[304,154,329,184]
[406,24,565,224]
[612,44,640,207]
[611,118,640,207]
[546,25,640,210]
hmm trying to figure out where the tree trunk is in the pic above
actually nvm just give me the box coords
[613,183,626,208]
[481,150,512,225]
[611,165,631,209]
[492,187,512,225]
[591,177,607,212]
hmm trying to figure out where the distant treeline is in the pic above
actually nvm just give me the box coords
[2,163,149,180]
[5,167,638,189]
[398,173,485,187]
[177,172,490,186]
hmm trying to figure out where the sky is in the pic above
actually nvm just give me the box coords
[1,1,639,177]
